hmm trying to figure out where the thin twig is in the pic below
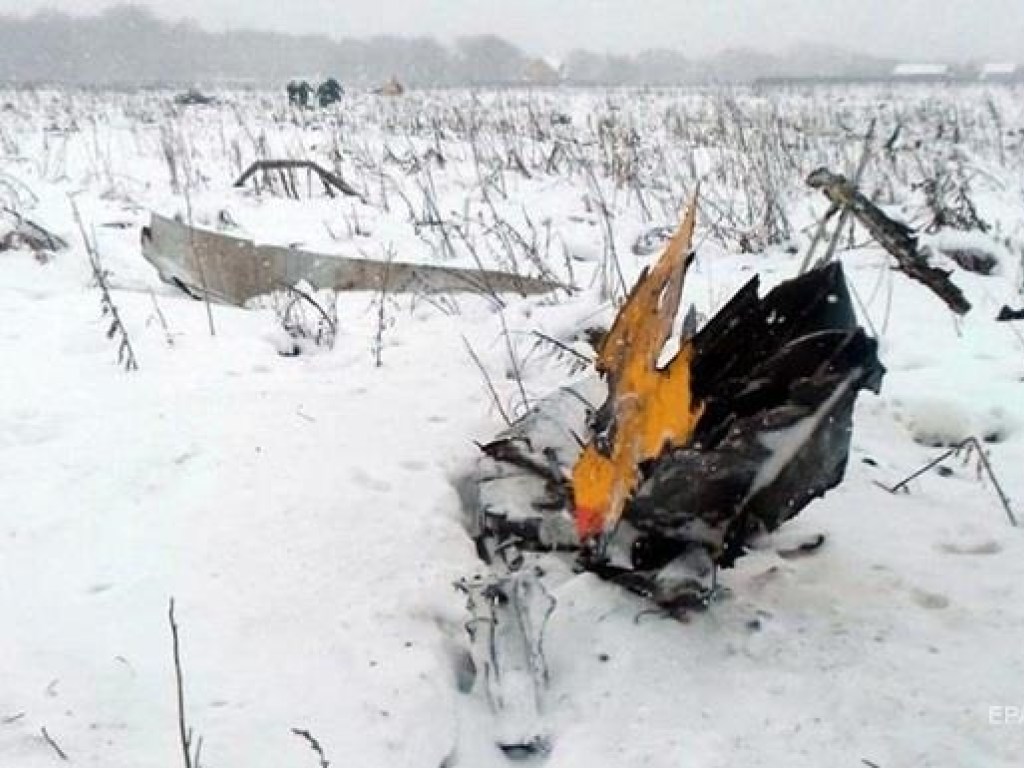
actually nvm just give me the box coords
[881,437,1018,527]
[148,289,175,347]
[373,245,394,367]
[530,331,593,366]
[40,726,69,762]
[884,445,960,494]
[463,336,512,427]
[168,599,194,768]
[969,439,1019,527]
[291,728,331,768]
[497,308,530,417]
[277,281,337,349]
[182,185,216,337]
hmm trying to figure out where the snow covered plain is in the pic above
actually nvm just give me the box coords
[2,85,1024,767]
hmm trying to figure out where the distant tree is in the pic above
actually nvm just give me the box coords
[398,37,456,85]
[563,50,638,85]
[454,35,526,84]
[287,80,313,108]
[174,88,215,107]
[317,77,343,107]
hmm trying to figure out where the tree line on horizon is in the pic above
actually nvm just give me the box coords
[0,5,897,87]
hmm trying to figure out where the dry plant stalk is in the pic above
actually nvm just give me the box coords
[168,599,204,768]
[881,437,1018,527]
[291,728,331,768]
[71,199,139,371]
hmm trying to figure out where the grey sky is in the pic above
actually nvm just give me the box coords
[2,1,1021,60]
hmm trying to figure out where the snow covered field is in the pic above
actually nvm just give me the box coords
[2,84,1024,767]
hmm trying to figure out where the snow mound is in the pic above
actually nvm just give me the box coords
[898,397,1018,446]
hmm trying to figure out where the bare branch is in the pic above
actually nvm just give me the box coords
[40,726,69,762]
[168,598,196,768]
[291,728,331,768]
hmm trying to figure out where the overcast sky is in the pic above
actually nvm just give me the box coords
[1,1,1021,60]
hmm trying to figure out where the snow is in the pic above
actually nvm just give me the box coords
[3,84,1024,767]
[898,396,978,446]
[981,62,1018,78]
[892,63,951,78]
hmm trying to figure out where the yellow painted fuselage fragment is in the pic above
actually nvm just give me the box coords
[572,198,703,539]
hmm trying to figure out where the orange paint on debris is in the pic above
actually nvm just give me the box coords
[572,197,703,539]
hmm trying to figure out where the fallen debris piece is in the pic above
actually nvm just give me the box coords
[572,199,702,540]
[471,202,884,613]
[594,260,884,608]
[807,167,971,315]
[940,245,998,276]
[997,305,1024,322]
[473,380,600,557]
[456,569,555,758]
[460,202,883,754]
[141,213,561,306]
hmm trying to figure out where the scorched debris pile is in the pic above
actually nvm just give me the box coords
[474,199,885,610]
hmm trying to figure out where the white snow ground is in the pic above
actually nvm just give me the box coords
[2,86,1024,768]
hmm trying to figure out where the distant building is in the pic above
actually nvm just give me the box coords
[376,76,405,96]
[980,62,1020,82]
[891,63,952,82]
[523,58,562,86]
[754,75,890,88]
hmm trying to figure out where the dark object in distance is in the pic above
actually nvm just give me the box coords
[997,305,1024,322]
[233,159,362,199]
[287,80,313,108]
[173,89,214,107]
[317,78,344,107]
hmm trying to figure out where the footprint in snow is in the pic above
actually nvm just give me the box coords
[351,468,392,493]
[936,539,1002,556]
[0,412,63,449]
[910,588,950,610]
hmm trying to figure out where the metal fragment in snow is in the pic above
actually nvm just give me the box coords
[140,213,562,306]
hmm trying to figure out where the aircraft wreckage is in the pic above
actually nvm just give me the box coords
[460,195,888,755]
[470,196,886,611]
[141,213,561,305]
